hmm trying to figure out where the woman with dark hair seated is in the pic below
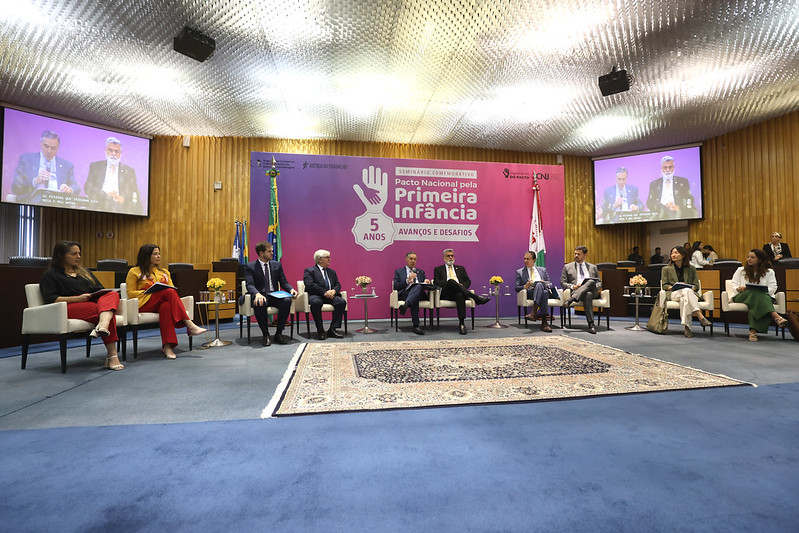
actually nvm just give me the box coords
[39,240,123,370]
[661,246,712,337]
[763,232,792,262]
[731,248,788,341]
[689,240,712,269]
[126,244,206,359]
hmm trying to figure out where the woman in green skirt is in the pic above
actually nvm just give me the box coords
[730,248,788,341]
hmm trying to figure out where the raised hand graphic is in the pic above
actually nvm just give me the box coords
[353,165,388,213]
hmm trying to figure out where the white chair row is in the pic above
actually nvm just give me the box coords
[21,282,196,373]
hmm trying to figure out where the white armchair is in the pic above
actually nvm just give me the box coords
[122,283,195,357]
[389,286,435,331]
[561,288,611,330]
[721,279,786,338]
[21,283,128,373]
[238,280,294,343]
[516,285,565,328]
[659,284,715,335]
[294,280,348,336]
[434,288,476,329]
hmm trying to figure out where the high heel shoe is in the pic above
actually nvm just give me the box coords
[91,325,110,338]
[104,355,124,370]
[698,315,711,327]
[162,349,177,360]
[187,327,207,337]
[776,316,788,328]
[748,331,758,342]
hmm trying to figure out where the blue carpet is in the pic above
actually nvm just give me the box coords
[2,382,798,532]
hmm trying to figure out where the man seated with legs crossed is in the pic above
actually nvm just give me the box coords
[515,250,553,332]
[560,245,602,334]
[394,251,431,335]
[243,241,297,346]
[433,248,490,335]
[303,249,346,340]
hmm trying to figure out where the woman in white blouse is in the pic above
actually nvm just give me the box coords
[730,248,788,341]
[689,241,712,269]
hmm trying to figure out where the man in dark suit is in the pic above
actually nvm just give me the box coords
[515,251,553,332]
[303,249,346,340]
[561,245,602,334]
[650,247,667,264]
[393,251,431,335]
[243,241,297,346]
[646,156,697,219]
[433,248,489,335]
[601,167,643,222]
[83,137,143,214]
[12,130,79,203]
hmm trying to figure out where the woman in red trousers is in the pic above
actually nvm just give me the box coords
[126,243,206,358]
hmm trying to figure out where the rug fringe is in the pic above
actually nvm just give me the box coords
[261,343,307,419]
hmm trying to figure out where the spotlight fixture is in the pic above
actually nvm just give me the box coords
[173,26,215,62]
[598,66,630,97]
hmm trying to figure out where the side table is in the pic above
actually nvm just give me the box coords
[483,285,509,329]
[197,300,232,347]
[351,293,380,333]
[623,286,653,331]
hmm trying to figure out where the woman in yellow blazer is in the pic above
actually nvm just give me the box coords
[661,246,712,338]
[126,244,206,358]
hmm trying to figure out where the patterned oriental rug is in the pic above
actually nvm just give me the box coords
[270,336,750,416]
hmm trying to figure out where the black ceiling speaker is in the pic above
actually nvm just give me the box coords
[598,66,630,96]
[173,26,215,62]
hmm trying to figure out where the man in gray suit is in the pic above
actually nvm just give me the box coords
[561,245,601,334]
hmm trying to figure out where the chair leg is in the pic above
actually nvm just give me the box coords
[344,311,348,334]
[21,334,30,369]
[119,327,127,361]
[132,326,139,358]
[723,311,730,336]
[86,335,91,358]
[60,334,68,374]
[239,313,243,338]
[246,316,251,344]
[471,307,475,329]
[305,313,310,336]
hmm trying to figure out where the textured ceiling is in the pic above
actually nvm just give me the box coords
[1,0,799,156]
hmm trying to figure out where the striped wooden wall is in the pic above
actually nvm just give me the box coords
[34,109,799,268]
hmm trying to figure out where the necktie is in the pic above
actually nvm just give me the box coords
[448,265,456,281]
[265,261,272,292]
[578,262,584,277]
[323,268,330,290]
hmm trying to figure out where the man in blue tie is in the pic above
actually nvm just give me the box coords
[12,130,79,203]
[303,249,347,340]
[601,167,643,222]
[243,241,297,346]
[560,246,602,334]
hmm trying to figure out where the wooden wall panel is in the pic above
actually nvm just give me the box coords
[30,108,799,270]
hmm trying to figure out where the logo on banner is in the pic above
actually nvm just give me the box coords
[351,165,481,251]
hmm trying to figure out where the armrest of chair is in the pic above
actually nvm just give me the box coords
[700,290,713,306]
[516,289,527,306]
[239,280,253,315]
[561,289,572,304]
[126,298,141,324]
[390,290,399,307]
[181,296,194,321]
[21,301,69,334]
[775,292,787,313]
[340,291,348,309]
[294,291,309,312]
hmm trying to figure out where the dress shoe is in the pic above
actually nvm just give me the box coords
[274,333,288,345]
[316,331,327,341]
[541,318,552,333]
[459,323,467,335]
[412,326,425,335]
[683,326,692,338]
[327,328,344,339]
[698,315,712,327]
[474,295,491,305]
[262,334,271,346]
[587,324,597,334]
[399,303,408,315]
[525,312,538,321]
[564,298,576,307]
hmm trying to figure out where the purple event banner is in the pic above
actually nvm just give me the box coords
[250,152,565,320]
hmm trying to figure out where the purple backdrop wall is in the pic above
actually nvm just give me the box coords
[250,152,565,320]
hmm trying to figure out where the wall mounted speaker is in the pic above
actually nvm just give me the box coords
[173,27,215,62]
